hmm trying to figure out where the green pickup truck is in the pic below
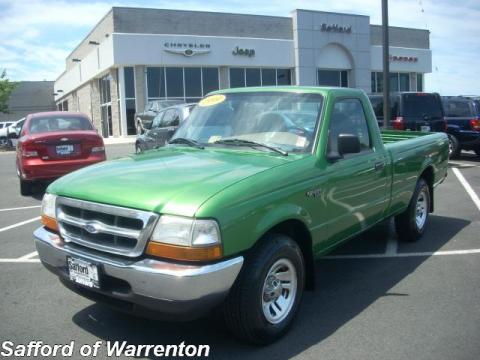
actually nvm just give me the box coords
[35,87,448,344]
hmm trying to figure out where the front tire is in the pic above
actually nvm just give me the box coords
[223,234,305,345]
[395,178,430,242]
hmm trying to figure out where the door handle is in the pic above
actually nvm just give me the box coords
[374,161,385,171]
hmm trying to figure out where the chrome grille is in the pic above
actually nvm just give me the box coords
[56,197,159,257]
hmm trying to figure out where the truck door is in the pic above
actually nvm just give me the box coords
[323,98,388,247]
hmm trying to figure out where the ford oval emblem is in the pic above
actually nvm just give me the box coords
[84,223,98,234]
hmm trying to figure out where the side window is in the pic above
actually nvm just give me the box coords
[151,111,165,129]
[161,109,177,127]
[328,98,371,155]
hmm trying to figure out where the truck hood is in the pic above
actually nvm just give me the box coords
[48,147,294,217]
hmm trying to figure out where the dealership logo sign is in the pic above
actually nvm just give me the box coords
[164,42,211,57]
[232,46,255,57]
[320,23,352,33]
[390,55,418,62]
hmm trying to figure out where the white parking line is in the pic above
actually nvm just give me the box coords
[452,167,480,212]
[0,217,41,233]
[324,248,480,259]
[0,258,40,263]
[0,205,41,212]
[17,251,38,260]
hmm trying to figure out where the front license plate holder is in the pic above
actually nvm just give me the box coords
[67,256,100,289]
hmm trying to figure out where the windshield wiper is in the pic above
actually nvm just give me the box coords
[214,138,288,156]
[166,137,204,149]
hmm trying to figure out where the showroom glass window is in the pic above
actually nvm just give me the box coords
[124,67,136,135]
[99,74,112,137]
[146,67,219,103]
[371,72,419,93]
[317,70,348,87]
[229,68,292,87]
[416,74,423,91]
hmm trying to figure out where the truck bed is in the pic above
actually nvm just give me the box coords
[381,130,432,144]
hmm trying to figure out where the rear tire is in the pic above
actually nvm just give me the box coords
[20,179,33,196]
[448,135,460,158]
[222,234,305,345]
[395,178,430,242]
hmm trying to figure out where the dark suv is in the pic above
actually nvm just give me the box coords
[135,103,196,153]
[441,96,480,158]
[369,92,446,133]
[135,99,185,134]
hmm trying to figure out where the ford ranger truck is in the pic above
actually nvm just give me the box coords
[35,87,448,344]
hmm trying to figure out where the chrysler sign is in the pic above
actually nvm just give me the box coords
[164,42,211,57]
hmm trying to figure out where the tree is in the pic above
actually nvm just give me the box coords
[0,70,17,114]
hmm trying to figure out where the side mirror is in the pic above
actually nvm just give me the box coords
[326,133,361,162]
[338,134,361,155]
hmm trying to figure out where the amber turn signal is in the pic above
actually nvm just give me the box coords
[145,241,222,262]
[41,214,58,232]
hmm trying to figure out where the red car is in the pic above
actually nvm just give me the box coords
[16,112,106,195]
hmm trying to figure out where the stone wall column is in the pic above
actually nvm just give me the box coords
[90,79,102,134]
[109,68,121,137]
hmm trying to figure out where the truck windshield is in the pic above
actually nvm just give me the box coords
[171,92,323,153]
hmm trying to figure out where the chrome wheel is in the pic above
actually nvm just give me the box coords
[261,258,297,324]
[415,188,428,229]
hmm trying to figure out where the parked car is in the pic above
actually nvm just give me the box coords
[0,121,14,129]
[0,118,24,146]
[35,87,448,344]
[442,96,480,157]
[135,99,185,134]
[15,112,106,195]
[135,103,196,153]
[369,92,446,132]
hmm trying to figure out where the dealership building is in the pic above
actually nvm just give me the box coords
[54,7,432,138]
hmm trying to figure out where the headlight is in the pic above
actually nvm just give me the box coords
[146,215,222,261]
[41,193,58,231]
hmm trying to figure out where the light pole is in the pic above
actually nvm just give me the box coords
[382,0,390,128]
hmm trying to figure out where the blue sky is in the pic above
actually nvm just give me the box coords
[0,0,479,95]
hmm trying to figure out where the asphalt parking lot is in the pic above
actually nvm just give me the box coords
[0,145,479,360]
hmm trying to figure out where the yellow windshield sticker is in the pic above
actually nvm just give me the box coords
[199,94,226,107]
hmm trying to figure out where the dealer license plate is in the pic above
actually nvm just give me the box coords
[67,257,100,289]
[420,125,431,132]
[56,144,74,155]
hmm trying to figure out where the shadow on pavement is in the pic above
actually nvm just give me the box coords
[71,214,470,359]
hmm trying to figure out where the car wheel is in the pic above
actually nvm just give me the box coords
[395,178,430,242]
[20,179,33,196]
[448,135,460,158]
[222,234,305,345]
[0,137,7,146]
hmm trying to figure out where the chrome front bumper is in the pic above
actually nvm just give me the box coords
[34,227,243,320]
